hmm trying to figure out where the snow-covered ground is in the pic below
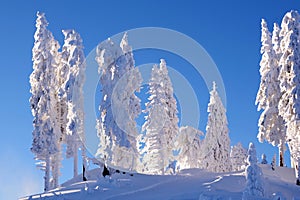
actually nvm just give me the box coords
[20,165,300,200]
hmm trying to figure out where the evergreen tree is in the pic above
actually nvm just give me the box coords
[243,143,264,199]
[29,12,60,191]
[95,34,141,172]
[202,82,231,172]
[141,59,179,174]
[261,154,268,164]
[110,33,142,171]
[230,142,247,171]
[62,29,87,180]
[141,64,168,175]
[176,126,203,170]
[278,10,300,169]
[256,19,286,167]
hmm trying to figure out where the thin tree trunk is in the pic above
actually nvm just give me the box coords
[74,145,78,178]
[82,145,87,181]
[279,142,284,167]
[44,154,50,192]
[297,159,300,186]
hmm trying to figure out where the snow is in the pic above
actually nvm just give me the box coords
[20,165,300,200]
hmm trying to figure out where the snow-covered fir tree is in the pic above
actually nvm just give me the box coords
[110,33,142,171]
[29,12,60,191]
[95,34,141,172]
[278,10,300,169]
[243,143,264,199]
[62,29,87,180]
[261,154,268,164]
[141,59,179,175]
[175,126,203,170]
[256,19,286,167]
[141,64,168,175]
[230,142,247,171]
[201,82,231,172]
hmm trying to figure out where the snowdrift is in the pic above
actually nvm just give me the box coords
[20,164,300,200]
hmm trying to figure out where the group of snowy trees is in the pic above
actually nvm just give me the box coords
[256,10,300,184]
[93,32,244,175]
[29,11,262,191]
[29,12,87,191]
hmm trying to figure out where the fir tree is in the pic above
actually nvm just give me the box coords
[256,19,286,167]
[95,34,141,172]
[142,59,179,174]
[202,82,231,172]
[29,12,60,191]
[278,10,300,170]
[62,29,87,180]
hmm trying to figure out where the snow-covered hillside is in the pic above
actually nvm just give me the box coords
[20,165,300,200]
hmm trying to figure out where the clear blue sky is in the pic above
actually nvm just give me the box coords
[1,1,299,199]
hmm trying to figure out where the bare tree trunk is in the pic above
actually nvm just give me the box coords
[297,159,300,186]
[279,142,284,167]
[82,145,87,181]
[44,154,50,192]
[74,145,78,178]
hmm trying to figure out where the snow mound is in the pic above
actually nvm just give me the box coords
[20,165,300,200]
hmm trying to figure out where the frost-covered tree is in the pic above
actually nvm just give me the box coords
[110,33,142,171]
[141,64,168,175]
[141,59,179,175]
[261,154,268,164]
[243,143,264,200]
[278,10,300,169]
[201,82,231,172]
[95,34,141,172]
[176,126,203,170]
[230,142,247,171]
[29,12,60,191]
[256,19,286,167]
[62,29,87,180]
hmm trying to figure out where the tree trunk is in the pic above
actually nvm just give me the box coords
[297,159,300,186]
[74,145,78,178]
[82,145,87,181]
[44,154,50,192]
[279,143,284,167]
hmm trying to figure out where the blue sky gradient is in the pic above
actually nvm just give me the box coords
[1,1,300,199]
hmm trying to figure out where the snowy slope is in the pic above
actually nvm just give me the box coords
[20,165,300,200]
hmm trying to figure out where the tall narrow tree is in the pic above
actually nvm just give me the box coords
[201,82,231,172]
[30,12,60,191]
[95,34,141,172]
[142,64,167,174]
[111,33,142,171]
[278,10,300,169]
[256,19,286,167]
[142,59,179,174]
[62,30,87,180]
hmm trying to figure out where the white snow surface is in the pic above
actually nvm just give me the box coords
[20,165,300,200]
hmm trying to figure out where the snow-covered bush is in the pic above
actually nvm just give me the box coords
[230,142,247,171]
[243,143,264,199]
[176,126,203,170]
